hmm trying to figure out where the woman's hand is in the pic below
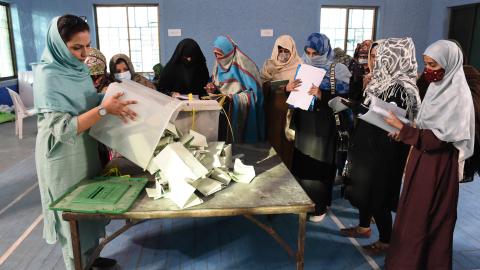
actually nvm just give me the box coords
[384,111,404,130]
[102,91,137,123]
[286,79,301,92]
[388,131,401,141]
[204,82,217,94]
[308,84,321,100]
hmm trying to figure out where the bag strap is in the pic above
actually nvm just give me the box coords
[329,63,336,95]
[329,63,342,128]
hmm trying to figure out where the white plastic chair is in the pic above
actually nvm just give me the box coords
[18,71,34,108]
[7,87,36,139]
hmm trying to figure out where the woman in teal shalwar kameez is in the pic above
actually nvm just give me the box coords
[34,15,137,269]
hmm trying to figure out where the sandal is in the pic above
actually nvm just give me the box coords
[340,227,372,238]
[362,241,389,256]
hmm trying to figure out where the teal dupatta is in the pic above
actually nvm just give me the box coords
[34,17,99,116]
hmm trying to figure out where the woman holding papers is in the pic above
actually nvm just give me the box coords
[205,35,265,143]
[261,35,303,168]
[384,40,475,270]
[34,15,137,269]
[341,38,421,255]
[286,33,351,222]
[158,38,209,97]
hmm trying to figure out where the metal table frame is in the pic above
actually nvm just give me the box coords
[61,144,314,270]
[63,206,311,270]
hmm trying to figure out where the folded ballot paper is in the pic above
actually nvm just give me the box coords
[143,122,256,209]
[358,95,410,133]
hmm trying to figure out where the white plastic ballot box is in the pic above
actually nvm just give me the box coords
[175,100,221,142]
[89,80,221,170]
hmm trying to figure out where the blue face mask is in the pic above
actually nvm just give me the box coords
[302,53,328,68]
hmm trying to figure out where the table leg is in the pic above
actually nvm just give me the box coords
[297,212,307,270]
[69,219,83,270]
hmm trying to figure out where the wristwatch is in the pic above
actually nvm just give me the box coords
[98,106,107,117]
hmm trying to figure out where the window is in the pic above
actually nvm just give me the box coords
[94,5,159,73]
[320,6,377,56]
[0,2,16,80]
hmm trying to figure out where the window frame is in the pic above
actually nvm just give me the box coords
[320,5,378,53]
[0,1,17,81]
[93,3,161,74]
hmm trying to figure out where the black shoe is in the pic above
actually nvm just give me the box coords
[92,257,117,268]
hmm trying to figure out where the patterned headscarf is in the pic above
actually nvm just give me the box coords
[364,37,421,119]
[303,33,333,61]
[85,48,107,76]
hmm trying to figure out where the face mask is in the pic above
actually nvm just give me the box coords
[277,52,291,63]
[114,71,131,81]
[302,53,327,68]
[358,58,368,64]
[423,68,445,83]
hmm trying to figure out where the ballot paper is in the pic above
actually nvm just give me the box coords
[286,64,327,110]
[191,178,223,196]
[153,142,209,182]
[165,122,180,139]
[230,158,256,184]
[207,142,225,156]
[90,80,183,170]
[189,130,209,148]
[358,95,410,133]
[166,177,203,209]
[210,167,232,185]
[220,144,233,169]
[145,179,166,200]
[328,96,349,113]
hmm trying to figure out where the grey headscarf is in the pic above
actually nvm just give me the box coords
[364,37,421,120]
[416,40,475,161]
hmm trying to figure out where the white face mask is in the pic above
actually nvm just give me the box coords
[114,71,131,81]
[277,52,291,63]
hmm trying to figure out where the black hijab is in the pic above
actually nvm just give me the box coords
[158,38,209,96]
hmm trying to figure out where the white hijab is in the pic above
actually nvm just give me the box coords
[416,40,475,162]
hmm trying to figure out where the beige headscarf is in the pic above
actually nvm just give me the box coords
[261,35,303,82]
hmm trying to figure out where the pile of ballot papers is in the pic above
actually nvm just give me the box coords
[144,122,256,209]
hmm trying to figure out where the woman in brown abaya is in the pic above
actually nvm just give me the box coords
[384,40,475,270]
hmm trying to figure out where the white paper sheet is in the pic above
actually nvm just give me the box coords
[153,142,209,183]
[328,96,349,113]
[358,95,410,133]
[220,144,233,169]
[191,178,223,196]
[89,80,183,169]
[145,179,166,200]
[166,177,202,209]
[286,64,326,110]
[210,168,232,185]
[230,158,256,184]
[189,130,209,148]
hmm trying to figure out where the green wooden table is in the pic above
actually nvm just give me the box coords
[62,144,314,270]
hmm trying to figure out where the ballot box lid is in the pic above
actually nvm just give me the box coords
[49,177,148,214]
